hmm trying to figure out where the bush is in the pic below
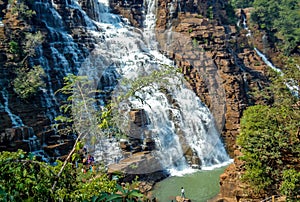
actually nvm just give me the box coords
[237,104,300,196]
[0,150,144,201]
[13,65,45,99]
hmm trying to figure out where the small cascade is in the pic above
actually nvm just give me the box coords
[239,12,299,97]
[21,127,38,151]
[0,88,24,127]
[76,0,231,173]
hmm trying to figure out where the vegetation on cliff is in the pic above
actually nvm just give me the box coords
[230,0,300,55]
[237,63,300,199]
[4,0,46,99]
[251,0,300,55]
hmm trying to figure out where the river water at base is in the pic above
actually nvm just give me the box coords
[152,166,227,202]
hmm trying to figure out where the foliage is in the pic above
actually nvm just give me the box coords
[229,0,254,8]
[206,6,213,20]
[54,74,114,141]
[8,41,19,54]
[250,0,300,55]
[224,3,237,25]
[23,31,44,60]
[0,150,144,202]
[13,65,46,99]
[9,30,45,99]
[280,169,300,200]
[100,184,144,202]
[0,150,71,201]
[10,1,36,20]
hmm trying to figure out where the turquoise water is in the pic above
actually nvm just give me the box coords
[152,167,226,202]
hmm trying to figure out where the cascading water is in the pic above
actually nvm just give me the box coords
[77,0,231,174]
[33,0,97,122]
[0,88,24,127]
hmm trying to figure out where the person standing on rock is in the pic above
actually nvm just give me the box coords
[181,187,185,199]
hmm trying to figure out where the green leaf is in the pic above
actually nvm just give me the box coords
[128,190,144,198]
[105,194,122,201]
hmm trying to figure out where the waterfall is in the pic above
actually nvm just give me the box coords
[74,0,231,174]
[0,88,24,127]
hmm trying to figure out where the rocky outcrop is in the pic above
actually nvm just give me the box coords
[109,0,144,28]
[108,151,168,197]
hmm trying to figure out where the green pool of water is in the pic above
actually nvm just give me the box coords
[152,167,226,202]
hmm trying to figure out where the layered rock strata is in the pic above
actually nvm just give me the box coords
[155,1,270,158]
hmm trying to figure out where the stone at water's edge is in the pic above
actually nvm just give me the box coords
[108,151,166,179]
[175,196,191,202]
[108,151,168,196]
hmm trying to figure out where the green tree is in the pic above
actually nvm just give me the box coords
[10,1,36,20]
[238,54,300,196]
[274,0,300,54]
[251,0,300,55]
[13,65,46,99]
[229,0,254,8]
[251,0,280,31]
[52,74,105,191]
[280,169,300,200]
[22,31,44,63]
[238,104,300,194]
